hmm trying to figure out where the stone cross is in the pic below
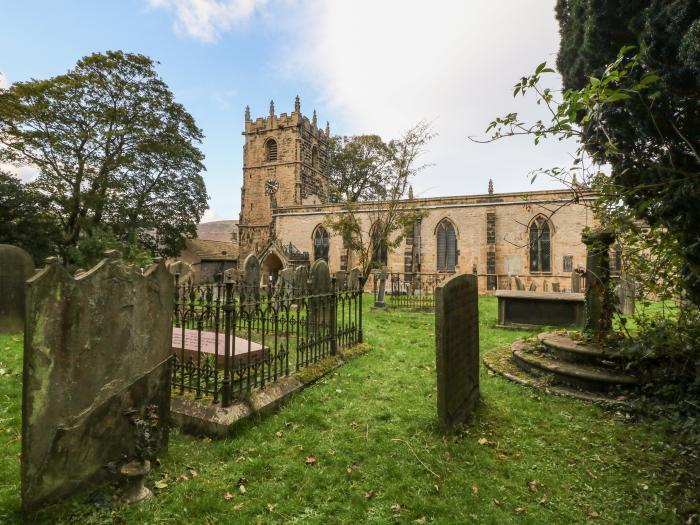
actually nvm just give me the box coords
[374,266,388,308]
[435,273,480,433]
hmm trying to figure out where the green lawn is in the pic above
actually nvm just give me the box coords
[0,296,694,524]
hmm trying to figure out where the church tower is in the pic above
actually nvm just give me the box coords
[238,97,331,260]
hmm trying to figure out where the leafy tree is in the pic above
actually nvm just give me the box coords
[329,135,391,202]
[0,50,208,267]
[326,122,434,277]
[555,0,700,304]
[0,171,60,262]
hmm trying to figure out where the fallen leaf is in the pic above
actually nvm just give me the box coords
[239,485,246,495]
[413,517,427,524]
[364,490,374,499]
[154,480,168,490]
[515,507,525,514]
[275,431,283,438]
[539,495,548,505]
[493,499,501,506]
[587,510,599,518]
[233,502,244,510]
[471,484,479,495]
[305,455,317,465]
[427,333,434,337]
[189,470,198,478]
[346,461,361,473]
[267,503,277,512]
[176,474,189,482]
[496,453,508,460]
[477,437,489,445]
[527,480,538,492]
[391,503,402,514]
[223,491,234,500]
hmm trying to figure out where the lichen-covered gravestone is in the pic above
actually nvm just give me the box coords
[22,252,173,510]
[348,267,361,291]
[240,254,261,310]
[309,259,331,330]
[167,259,195,285]
[435,273,480,433]
[0,244,34,333]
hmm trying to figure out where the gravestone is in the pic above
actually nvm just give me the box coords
[223,267,240,283]
[514,276,525,291]
[240,254,261,310]
[0,244,34,333]
[348,267,361,291]
[334,270,348,291]
[616,276,636,315]
[22,252,173,510]
[167,259,195,285]
[294,265,309,295]
[552,282,561,293]
[528,282,537,292]
[583,230,615,335]
[309,259,331,329]
[571,270,582,293]
[274,268,295,308]
[435,273,480,433]
[374,266,388,308]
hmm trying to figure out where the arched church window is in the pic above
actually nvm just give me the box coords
[265,139,278,162]
[371,223,388,266]
[529,216,551,272]
[436,219,457,272]
[313,225,329,262]
[311,145,319,168]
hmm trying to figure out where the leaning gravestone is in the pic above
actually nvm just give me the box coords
[309,259,331,330]
[435,273,480,433]
[0,244,35,333]
[167,259,195,285]
[22,252,173,510]
[528,282,537,292]
[514,276,525,291]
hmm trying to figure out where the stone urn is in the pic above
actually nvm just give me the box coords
[120,459,152,503]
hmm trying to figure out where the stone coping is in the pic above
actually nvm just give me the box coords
[495,290,585,302]
[537,332,620,360]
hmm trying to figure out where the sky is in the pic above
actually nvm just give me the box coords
[1,0,578,221]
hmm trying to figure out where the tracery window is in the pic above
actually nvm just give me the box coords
[436,219,457,272]
[529,216,551,272]
[313,225,329,262]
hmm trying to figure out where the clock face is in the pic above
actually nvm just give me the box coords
[265,178,279,195]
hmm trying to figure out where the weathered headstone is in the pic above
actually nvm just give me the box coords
[552,282,561,293]
[309,259,331,329]
[374,266,388,308]
[583,230,615,335]
[0,244,34,333]
[223,267,240,283]
[514,276,525,291]
[294,265,309,295]
[167,259,195,286]
[22,252,173,510]
[274,268,295,308]
[528,282,537,292]
[240,254,261,310]
[348,267,361,291]
[435,273,480,433]
[334,270,348,291]
[616,276,636,315]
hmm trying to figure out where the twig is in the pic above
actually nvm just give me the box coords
[683,399,700,410]
[391,438,440,478]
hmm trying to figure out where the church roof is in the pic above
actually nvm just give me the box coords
[184,239,239,261]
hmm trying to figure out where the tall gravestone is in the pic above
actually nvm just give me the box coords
[0,244,35,333]
[309,259,331,329]
[22,252,173,510]
[294,265,309,295]
[582,230,615,335]
[435,273,480,433]
[348,267,361,291]
[240,254,261,310]
[374,266,388,308]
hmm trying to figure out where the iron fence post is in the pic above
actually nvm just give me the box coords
[330,276,337,355]
[358,276,365,343]
[222,281,234,407]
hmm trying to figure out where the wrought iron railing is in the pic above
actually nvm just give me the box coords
[171,277,364,406]
[372,273,448,310]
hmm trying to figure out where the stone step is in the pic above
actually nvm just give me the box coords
[537,332,621,366]
[512,343,639,393]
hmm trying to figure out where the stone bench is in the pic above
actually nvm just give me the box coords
[495,290,584,328]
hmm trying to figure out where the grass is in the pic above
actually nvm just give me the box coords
[0,296,695,524]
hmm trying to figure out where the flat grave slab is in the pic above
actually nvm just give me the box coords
[495,290,585,328]
[172,327,268,366]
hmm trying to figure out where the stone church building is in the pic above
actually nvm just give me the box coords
[238,99,595,292]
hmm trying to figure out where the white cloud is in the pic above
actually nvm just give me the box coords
[201,207,220,222]
[0,162,39,182]
[0,71,8,89]
[288,0,579,197]
[147,0,270,42]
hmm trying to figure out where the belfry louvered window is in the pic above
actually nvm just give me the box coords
[266,139,278,162]
[313,225,329,262]
[529,217,551,272]
[436,220,457,272]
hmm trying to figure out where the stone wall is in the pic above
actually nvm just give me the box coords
[0,244,34,333]
[22,253,173,510]
[273,190,595,292]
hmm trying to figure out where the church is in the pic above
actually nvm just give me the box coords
[237,99,595,293]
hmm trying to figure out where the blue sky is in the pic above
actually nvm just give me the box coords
[1,1,577,221]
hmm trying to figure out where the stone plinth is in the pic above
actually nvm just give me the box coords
[495,290,584,328]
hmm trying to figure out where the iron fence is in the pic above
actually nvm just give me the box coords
[372,273,448,310]
[171,276,364,406]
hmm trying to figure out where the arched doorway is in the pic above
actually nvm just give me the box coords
[262,252,284,287]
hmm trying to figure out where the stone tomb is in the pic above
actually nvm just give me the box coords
[172,327,268,366]
[495,290,585,328]
[0,244,35,333]
[435,273,480,432]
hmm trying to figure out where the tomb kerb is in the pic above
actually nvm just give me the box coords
[582,229,615,338]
